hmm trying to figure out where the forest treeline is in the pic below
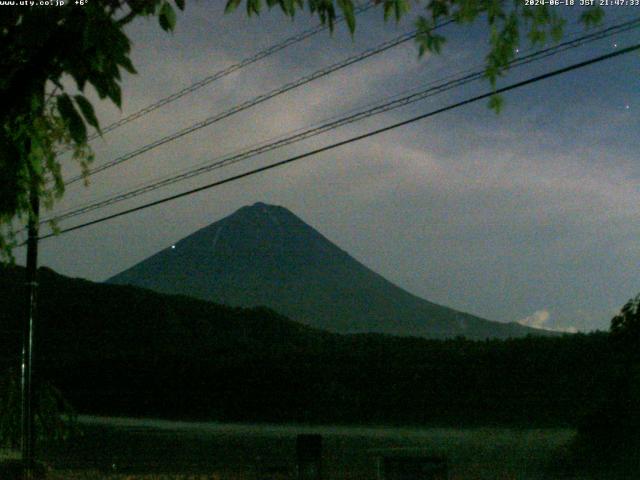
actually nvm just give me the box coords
[0,265,628,427]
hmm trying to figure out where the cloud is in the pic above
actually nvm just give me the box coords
[30,3,640,335]
[517,310,577,333]
[518,309,550,329]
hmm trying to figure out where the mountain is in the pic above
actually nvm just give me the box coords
[0,264,335,418]
[108,202,543,340]
[0,265,603,425]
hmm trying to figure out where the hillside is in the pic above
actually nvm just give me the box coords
[0,265,610,426]
[108,202,543,340]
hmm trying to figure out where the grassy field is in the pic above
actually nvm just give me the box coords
[21,416,595,479]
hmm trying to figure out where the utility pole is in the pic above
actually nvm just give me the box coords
[21,182,39,480]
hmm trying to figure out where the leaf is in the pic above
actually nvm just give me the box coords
[74,95,101,135]
[383,1,393,21]
[283,0,296,16]
[528,26,545,45]
[415,16,446,56]
[30,94,43,114]
[119,56,137,75]
[48,219,60,236]
[337,0,355,34]
[89,73,109,99]
[580,7,604,28]
[159,2,177,31]
[488,94,503,114]
[455,0,480,23]
[551,19,565,43]
[175,0,185,10]
[28,142,44,177]
[430,33,445,54]
[56,94,87,145]
[225,0,242,13]
[430,0,448,19]
[109,83,122,109]
[247,0,261,15]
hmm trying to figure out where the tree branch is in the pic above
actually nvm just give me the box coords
[116,9,138,26]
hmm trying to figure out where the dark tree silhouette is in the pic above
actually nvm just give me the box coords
[610,293,640,438]
[572,293,640,474]
[611,293,640,353]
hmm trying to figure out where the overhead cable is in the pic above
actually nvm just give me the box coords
[83,1,377,142]
[37,43,640,241]
[45,17,640,225]
[64,20,453,186]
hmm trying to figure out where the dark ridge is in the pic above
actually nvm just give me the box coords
[0,264,607,426]
[108,203,553,340]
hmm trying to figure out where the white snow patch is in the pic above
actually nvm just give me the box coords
[517,309,577,333]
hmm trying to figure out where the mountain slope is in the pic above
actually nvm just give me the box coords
[0,265,601,425]
[108,202,544,340]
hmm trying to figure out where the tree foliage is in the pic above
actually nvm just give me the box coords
[0,264,614,427]
[0,368,76,449]
[226,0,604,94]
[609,293,640,429]
[0,1,184,261]
[0,0,605,261]
[572,294,640,469]
[611,292,640,349]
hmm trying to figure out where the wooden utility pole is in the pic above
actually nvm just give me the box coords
[21,183,39,480]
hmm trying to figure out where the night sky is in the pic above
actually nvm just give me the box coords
[15,3,640,333]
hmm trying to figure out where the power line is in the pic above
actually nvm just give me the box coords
[82,1,377,142]
[64,20,453,186]
[37,43,640,241]
[44,17,640,225]
[46,19,639,224]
